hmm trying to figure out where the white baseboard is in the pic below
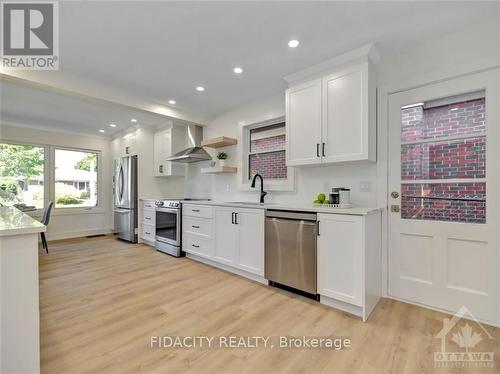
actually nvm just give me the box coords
[46,227,112,241]
[186,253,268,285]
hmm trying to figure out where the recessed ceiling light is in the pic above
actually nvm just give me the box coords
[169,100,176,104]
[99,129,105,133]
[288,39,300,48]
[130,118,137,123]
[233,67,243,74]
[196,86,205,92]
[109,123,116,128]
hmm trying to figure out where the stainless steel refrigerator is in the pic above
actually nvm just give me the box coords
[113,155,138,242]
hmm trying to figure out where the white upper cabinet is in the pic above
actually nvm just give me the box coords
[286,79,322,166]
[285,51,377,166]
[153,126,186,177]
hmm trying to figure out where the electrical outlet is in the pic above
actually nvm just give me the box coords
[359,181,371,192]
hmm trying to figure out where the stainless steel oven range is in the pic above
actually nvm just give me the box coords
[154,198,211,257]
[154,200,182,257]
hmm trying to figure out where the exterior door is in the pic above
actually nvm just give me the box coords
[388,69,499,325]
[286,79,322,166]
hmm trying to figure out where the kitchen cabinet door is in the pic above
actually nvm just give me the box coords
[321,63,374,163]
[214,207,238,266]
[317,213,363,306]
[154,127,186,177]
[286,79,322,166]
[236,208,264,276]
[122,134,137,156]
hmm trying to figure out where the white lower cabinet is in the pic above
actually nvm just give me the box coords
[213,206,264,276]
[236,209,264,276]
[214,207,238,265]
[183,204,265,281]
[317,212,381,321]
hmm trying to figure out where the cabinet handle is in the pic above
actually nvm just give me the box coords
[145,217,151,220]
[192,244,200,248]
[234,212,238,225]
[317,221,320,236]
[125,146,130,155]
[322,143,325,157]
[159,165,163,174]
[145,231,151,235]
[192,209,200,212]
[231,212,235,224]
[316,143,320,157]
[192,225,200,229]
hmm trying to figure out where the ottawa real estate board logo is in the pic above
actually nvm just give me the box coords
[1,1,59,70]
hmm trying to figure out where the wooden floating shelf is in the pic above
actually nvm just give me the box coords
[201,136,238,148]
[201,166,238,174]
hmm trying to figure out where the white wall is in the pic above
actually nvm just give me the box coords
[110,127,185,202]
[0,124,112,240]
[185,19,500,208]
[185,93,377,206]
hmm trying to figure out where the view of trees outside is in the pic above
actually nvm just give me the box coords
[0,144,98,210]
[0,143,45,209]
[55,149,98,208]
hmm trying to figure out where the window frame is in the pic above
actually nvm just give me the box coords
[239,117,295,192]
[0,140,104,216]
[51,146,103,213]
[399,96,486,223]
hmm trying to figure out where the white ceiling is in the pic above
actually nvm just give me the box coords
[1,1,498,135]
[0,79,170,138]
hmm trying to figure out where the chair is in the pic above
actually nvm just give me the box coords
[40,202,53,254]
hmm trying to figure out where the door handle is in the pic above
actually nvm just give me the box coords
[391,191,400,199]
[316,143,320,157]
[322,143,325,157]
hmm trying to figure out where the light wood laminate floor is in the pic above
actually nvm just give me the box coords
[39,235,499,373]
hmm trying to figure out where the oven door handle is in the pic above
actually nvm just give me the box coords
[156,207,179,214]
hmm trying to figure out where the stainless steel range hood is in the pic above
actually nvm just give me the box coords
[165,124,212,163]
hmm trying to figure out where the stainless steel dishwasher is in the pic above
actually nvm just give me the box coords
[265,210,318,296]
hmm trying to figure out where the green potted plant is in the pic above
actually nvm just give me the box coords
[216,152,228,167]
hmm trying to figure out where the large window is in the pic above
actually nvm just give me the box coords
[55,149,98,208]
[400,92,486,223]
[0,143,45,209]
[0,142,100,212]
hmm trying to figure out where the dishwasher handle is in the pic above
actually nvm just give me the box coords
[265,210,317,221]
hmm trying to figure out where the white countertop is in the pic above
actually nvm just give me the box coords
[181,200,382,216]
[0,206,46,237]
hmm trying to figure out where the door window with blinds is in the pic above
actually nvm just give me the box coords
[400,91,486,223]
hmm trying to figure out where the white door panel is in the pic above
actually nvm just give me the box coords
[322,68,364,162]
[388,69,499,325]
[286,79,322,166]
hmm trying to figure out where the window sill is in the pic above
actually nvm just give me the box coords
[26,207,106,219]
